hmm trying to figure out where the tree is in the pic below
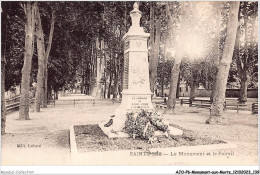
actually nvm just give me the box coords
[150,9,162,96]
[1,2,10,134]
[235,2,258,103]
[19,2,36,120]
[34,3,46,112]
[148,2,155,94]
[209,2,222,102]
[42,9,55,107]
[34,2,56,111]
[166,2,191,113]
[1,19,6,134]
[1,52,6,134]
[206,1,240,124]
[159,2,175,97]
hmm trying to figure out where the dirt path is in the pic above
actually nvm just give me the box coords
[1,94,258,165]
[161,106,258,164]
[2,94,115,165]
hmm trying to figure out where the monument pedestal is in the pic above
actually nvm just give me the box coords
[99,2,183,139]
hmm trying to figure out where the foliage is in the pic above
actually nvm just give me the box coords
[156,61,174,89]
[235,1,258,88]
[2,2,25,91]
[2,1,258,99]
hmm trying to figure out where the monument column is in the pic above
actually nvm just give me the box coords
[109,2,155,131]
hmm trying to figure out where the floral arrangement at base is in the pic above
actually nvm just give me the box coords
[124,109,170,143]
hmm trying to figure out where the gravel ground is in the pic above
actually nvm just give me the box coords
[1,94,258,165]
[161,106,258,163]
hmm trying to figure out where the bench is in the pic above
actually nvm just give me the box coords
[181,99,211,109]
[5,98,34,114]
[180,99,191,106]
[5,95,20,105]
[224,102,249,113]
[190,99,211,109]
[6,102,20,112]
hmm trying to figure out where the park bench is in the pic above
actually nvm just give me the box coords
[180,99,191,106]
[252,103,258,114]
[190,99,211,109]
[5,95,20,105]
[5,97,34,114]
[180,99,211,109]
[224,102,250,113]
[6,102,20,113]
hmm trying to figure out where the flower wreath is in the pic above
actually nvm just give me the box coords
[124,109,170,143]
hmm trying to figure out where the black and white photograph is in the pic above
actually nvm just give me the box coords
[1,0,259,174]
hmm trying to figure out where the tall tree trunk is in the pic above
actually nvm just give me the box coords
[149,1,155,93]
[19,2,36,120]
[239,74,249,103]
[119,2,127,98]
[189,80,196,101]
[238,3,250,103]
[103,53,107,98]
[176,74,180,98]
[210,66,218,102]
[47,83,52,104]
[166,2,188,114]
[150,17,161,94]
[161,65,164,97]
[96,37,103,98]
[54,90,58,100]
[107,76,112,99]
[162,6,173,98]
[41,55,46,106]
[113,76,119,98]
[206,1,240,124]
[107,50,113,99]
[112,51,119,99]
[42,11,55,107]
[34,4,45,112]
[167,62,181,114]
[234,7,249,103]
[81,51,85,94]
[1,47,6,135]
[1,10,7,134]
[210,2,222,103]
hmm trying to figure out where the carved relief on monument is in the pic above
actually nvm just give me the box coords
[130,64,146,87]
[136,41,141,48]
